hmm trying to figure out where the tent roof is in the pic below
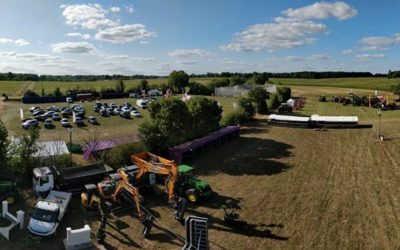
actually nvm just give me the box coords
[33,141,70,158]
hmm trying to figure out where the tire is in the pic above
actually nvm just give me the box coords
[4,192,17,205]
[186,190,198,203]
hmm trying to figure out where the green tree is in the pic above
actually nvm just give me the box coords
[41,87,45,97]
[53,87,62,96]
[270,93,281,110]
[139,120,169,154]
[248,87,269,114]
[168,70,189,93]
[140,79,149,90]
[237,97,255,120]
[187,96,222,138]
[277,87,291,103]
[188,82,213,95]
[0,120,9,171]
[230,75,245,86]
[115,80,125,93]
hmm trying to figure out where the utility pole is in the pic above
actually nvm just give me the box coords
[67,127,73,159]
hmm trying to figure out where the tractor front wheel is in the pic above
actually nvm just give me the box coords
[186,190,198,203]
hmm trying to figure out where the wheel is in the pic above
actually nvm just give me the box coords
[4,193,16,205]
[186,190,198,203]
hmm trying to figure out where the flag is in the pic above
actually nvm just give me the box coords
[20,108,24,120]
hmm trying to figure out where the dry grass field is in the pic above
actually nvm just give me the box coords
[2,85,400,249]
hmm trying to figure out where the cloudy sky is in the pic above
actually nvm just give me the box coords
[0,0,399,75]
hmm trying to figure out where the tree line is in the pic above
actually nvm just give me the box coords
[2,70,400,82]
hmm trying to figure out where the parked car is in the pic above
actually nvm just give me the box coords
[52,113,61,121]
[29,107,41,113]
[130,110,142,117]
[44,111,55,118]
[44,119,54,129]
[47,106,59,112]
[22,119,38,129]
[74,117,84,126]
[36,114,46,122]
[121,106,132,113]
[129,92,140,98]
[66,97,73,103]
[88,116,98,125]
[61,109,73,117]
[99,109,108,117]
[119,111,131,119]
[61,118,70,127]
[33,109,45,117]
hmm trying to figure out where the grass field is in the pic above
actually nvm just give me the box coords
[270,77,399,91]
[2,84,400,249]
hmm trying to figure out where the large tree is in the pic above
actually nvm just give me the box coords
[187,96,223,138]
[248,87,269,114]
[168,70,189,93]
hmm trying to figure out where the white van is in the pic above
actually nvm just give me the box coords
[136,99,149,109]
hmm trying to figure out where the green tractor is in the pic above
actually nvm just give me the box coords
[0,178,18,205]
[176,165,213,203]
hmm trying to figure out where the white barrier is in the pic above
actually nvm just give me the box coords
[0,201,25,240]
[64,225,93,250]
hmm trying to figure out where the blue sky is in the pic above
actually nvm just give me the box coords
[0,0,399,75]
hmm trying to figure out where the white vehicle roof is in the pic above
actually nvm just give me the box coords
[310,115,358,122]
[37,201,59,212]
[33,167,52,178]
[268,114,310,122]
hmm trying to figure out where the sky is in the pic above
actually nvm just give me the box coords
[0,0,399,75]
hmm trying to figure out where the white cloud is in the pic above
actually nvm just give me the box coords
[52,42,96,54]
[359,46,388,51]
[0,51,77,64]
[110,6,121,13]
[66,32,91,40]
[168,49,211,58]
[284,54,331,62]
[132,57,157,62]
[61,4,118,29]
[360,34,400,51]
[0,38,29,47]
[107,54,130,59]
[355,53,385,61]
[342,49,353,54]
[221,17,327,51]
[95,24,155,43]
[283,1,357,20]
[125,5,134,13]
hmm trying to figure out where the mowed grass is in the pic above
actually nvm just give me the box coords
[270,77,399,91]
[3,85,400,249]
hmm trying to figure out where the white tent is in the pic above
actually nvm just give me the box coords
[33,141,70,158]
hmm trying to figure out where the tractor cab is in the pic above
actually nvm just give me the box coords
[33,167,55,195]
[177,165,213,203]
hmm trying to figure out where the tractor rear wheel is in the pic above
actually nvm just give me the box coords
[4,192,16,205]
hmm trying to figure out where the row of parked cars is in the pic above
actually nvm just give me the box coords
[94,101,143,119]
[22,105,98,129]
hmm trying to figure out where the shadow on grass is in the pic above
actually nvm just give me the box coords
[188,209,289,241]
[192,136,293,176]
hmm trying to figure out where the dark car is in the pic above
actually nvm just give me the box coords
[44,119,54,129]
[61,109,73,117]
[99,109,108,117]
[74,117,84,126]
[35,114,46,122]
[119,111,131,119]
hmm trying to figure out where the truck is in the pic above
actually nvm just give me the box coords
[28,190,72,236]
[33,163,114,195]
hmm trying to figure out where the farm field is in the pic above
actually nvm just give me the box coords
[270,77,398,91]
[2,85,400,249]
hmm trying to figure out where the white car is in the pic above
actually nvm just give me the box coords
[61,118,70,127]
[66,97,73,103]
[22,119,38,129]
[130,110,142,117]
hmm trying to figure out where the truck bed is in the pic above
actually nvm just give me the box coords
[57,163,113,180]
[46,190,72,217]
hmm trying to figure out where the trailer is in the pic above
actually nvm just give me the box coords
[28,190,72,236]
[33,163,113,195]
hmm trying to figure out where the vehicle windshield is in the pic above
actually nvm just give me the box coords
[31,207,58,222]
